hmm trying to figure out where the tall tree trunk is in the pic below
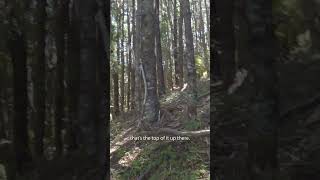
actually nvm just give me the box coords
[173,0,179,88]
[96,0,109,177]
[120,0,125,112]
[155,0,166,96]
[177,0,184,88]
[141,0,160,127]
[54,0,69,157]
[165,0,174,91]
[181,0,197,119]
[9,25,32,175]
[199,0,209,69]
[192,1,198,56]
[127,0,132,110]
[246,0,279,179]
[0,59,8,139]
[114,2,121,115]
[204,0,209,44]
[75,0,98,164]
[135,0,143,111]
[33,0,47,157]
[66,1,80,151]
[130,0,136,110]
[212,0,235,88]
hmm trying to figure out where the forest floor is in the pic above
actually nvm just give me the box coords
[110,79,210,180]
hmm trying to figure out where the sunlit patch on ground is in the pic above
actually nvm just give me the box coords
[118,147,142,167]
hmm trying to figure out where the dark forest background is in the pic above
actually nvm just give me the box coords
[0,0,320,180]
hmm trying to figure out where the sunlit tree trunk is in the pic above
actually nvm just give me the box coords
[181,0,197,119]
[177,0,184,88]
[155,0,166,96]
[141,0,160,126]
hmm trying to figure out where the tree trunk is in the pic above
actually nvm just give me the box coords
[120,0,125,112]
[246,0,279,179]
[66,1,80,151]
[54,0,68,157]
[96,0,109,177]
[212,0,235,86]
[127,0,132,110]
[9,25,32,175]
[141,0,160,126]
[173,0,179,88]
[76,0,99,165]
[165,0,174,91]
[199,0,209,68]
[33,0,47,157]
[130,0,136,110]
[177,0,184,88]
[181,0,197,119]
[135,0,143,111]
[155,0,166,96]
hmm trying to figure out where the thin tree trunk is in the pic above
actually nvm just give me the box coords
[66,1,80,151]
[181,0,197,119]
[127,0,132,110]
[54,0,68,157]
[246,0,279,179]
[165,0,174,91]
[155,0,166,96]
[120,0,125,112]
[33,0,47,157]
[141,0,160,126]
[9,25,32,175]
[177,0,184,88]
[173,0,179,88]
[130,0,136,110]
[135,0,143,111]
[199,0,209,68]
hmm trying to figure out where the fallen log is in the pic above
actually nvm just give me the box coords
[140,128,210,137]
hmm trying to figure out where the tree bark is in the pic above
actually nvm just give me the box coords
[130,0,136,110]
[33,0,47,157]
[141,0,160,126]
[66,0,80,151]
[127,0,132,110]
[120,0,125,112]
[177,0,184,88]
[181,0,197,119]
[155,0,166,96]
[54,0,69,157]
[199,0,209,68]
[135,0,143,111]
[246,0,279,179]
[8,23,32,175]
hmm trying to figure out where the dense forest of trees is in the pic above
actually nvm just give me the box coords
[1,0,320,179]
[0,0,109,179]
[110,0,210,179]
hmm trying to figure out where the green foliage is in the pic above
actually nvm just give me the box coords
[119,143,209,179]
[183,119,201,130]
[195,55,207,78]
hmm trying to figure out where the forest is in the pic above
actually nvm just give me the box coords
[0,0,109,179]
[110,0,210,179]
[0,0,320,180]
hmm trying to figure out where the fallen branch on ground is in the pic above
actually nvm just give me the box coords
[140,128,210,137]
